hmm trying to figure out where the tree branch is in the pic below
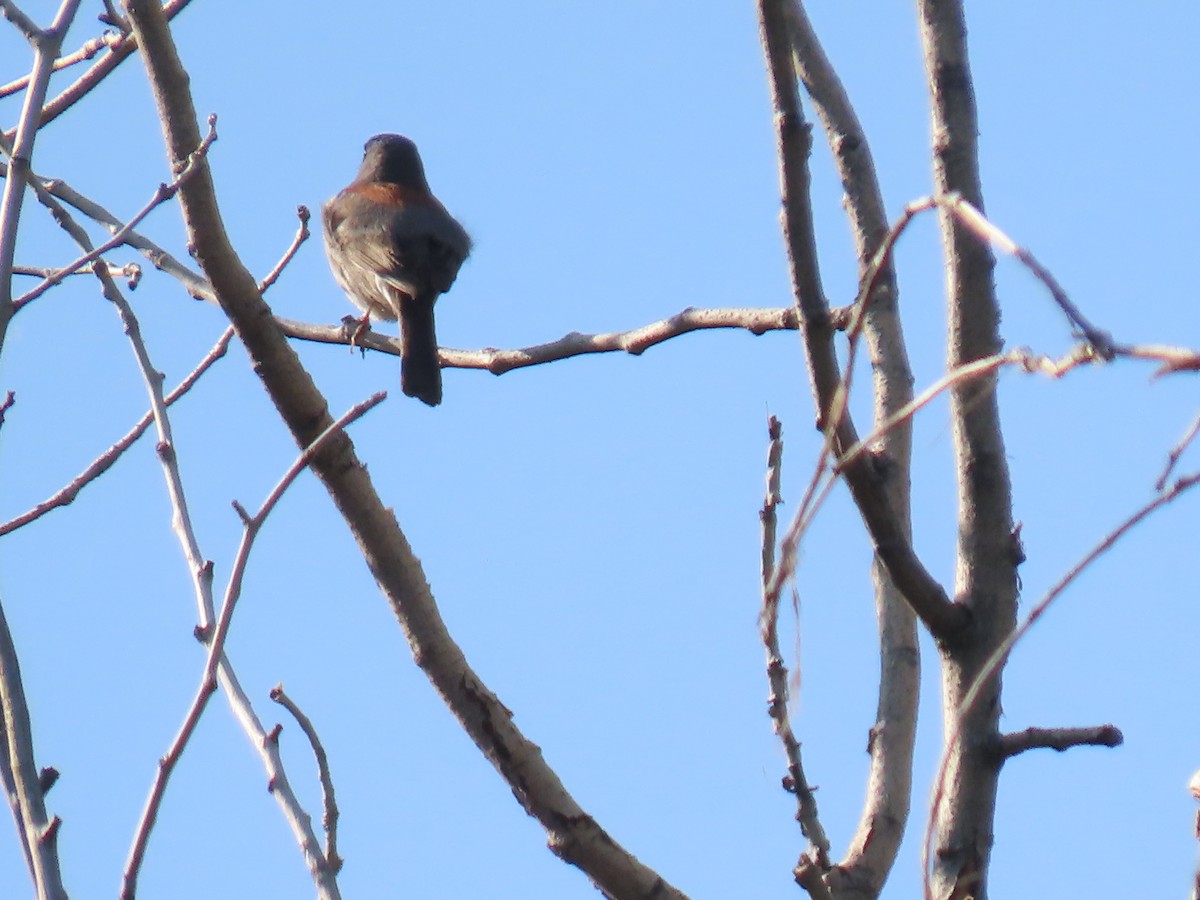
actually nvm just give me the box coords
[0,598,66,900]
[916,2,1015,895]
[0,30,124,99]
[923,470,1200,897]
[1,0,194,140]
[121,396,380,900]
[994,725,1123,760]
[280,305,798,372]
[782,9,922,885]
[0,158,214,299]
[758,417,833,880]
[124,3,686,896]
[13,116,215,311]
[758,0,964,651]
[271,685,343,875]
[0,0,83,354]
[1156,412,1200,492]
[0,327,233,537]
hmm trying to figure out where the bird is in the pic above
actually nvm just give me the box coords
[322,134,472,407]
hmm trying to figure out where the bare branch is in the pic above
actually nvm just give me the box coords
[0,1,40,40]
[0,160,213,299]
[13,116,216,311]
[0,327,233,537]
[923,470,1200,897]
[12,261,140,286]
[758,420,835,892]
[102,252,212,628]
[916,2,1015,894]
[0,390,13,430]
[995,725,1123,760]
[124,4,685,895]
[122,395,380,900]
[836,351,1020,473]
[259,205,311,293]
[940,193,1114,357]
[760,415,784,586]
[3,0,195,138]
[1124,342,1200,376]
[277,305,799,373]
[1156,412,1200,491]
[271,685,343,875]
[0,30,124,99]
[758,417,833,879]
[757,1,964,650]
[0,0,84,354]
[0,597,67,899]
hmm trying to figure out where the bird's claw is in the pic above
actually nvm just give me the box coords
[340,313,373,355]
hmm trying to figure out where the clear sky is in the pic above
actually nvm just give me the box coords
[1,3,1199,898]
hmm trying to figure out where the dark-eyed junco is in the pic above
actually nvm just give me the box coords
[322,134,471,407]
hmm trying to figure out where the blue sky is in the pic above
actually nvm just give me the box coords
[2,3,1199,897]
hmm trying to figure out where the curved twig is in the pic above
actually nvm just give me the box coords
[271,685,343,875]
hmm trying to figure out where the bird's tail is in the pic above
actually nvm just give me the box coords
[399,296,442,407]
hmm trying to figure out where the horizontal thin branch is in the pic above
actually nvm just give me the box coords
[12,262,140,287]
[995,725,1123,760]
[278,305,800,374]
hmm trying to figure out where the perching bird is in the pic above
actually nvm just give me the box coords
[322,134,471,406]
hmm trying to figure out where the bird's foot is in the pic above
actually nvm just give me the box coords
[340,313,373,355]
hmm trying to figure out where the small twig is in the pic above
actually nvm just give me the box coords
[0,30,124,98]
[922,470,1200,895]
[13,116,216,311]
[12,261,140,286]
[0,159,213,299]
[0,390,14,430]
[1123,342,1200,377]
[3,0,194,139]
[761,415,784,585]
[994,725,1123,759]
[121,395,380,900]
[271,685,343,875]
[257,205,310,293]
[936,193,1116,358]
[835,351,1022,473]
[758,416,833,879]
[98,0,128,31]
[1156,413,1200,491]
[0,327,234,537]
[1192,773,1200,900]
